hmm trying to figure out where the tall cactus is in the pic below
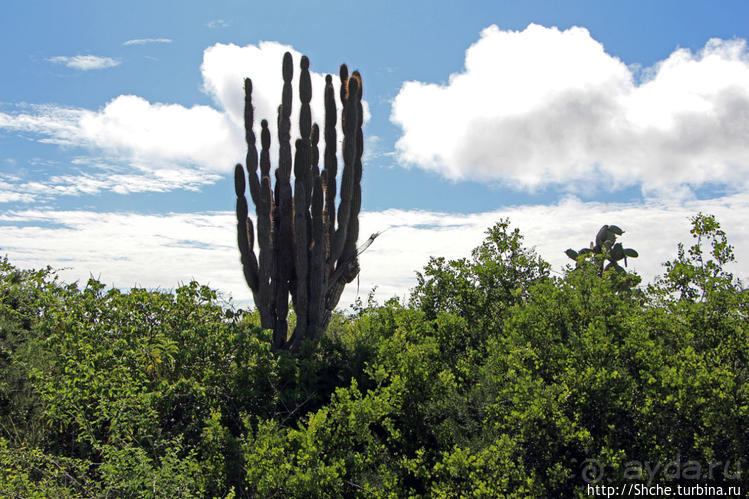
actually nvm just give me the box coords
[234,52,364,353]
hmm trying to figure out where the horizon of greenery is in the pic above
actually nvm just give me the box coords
[0,213,746,497]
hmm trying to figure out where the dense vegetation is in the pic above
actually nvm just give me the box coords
[1,214,746,497]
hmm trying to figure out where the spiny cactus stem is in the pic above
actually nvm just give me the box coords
[330,74,360,265]
[323,74,338,266]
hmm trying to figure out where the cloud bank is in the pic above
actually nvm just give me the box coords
[2,196,747,307]
[392,24,749,193]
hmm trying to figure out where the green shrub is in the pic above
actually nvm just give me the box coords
[1,214,745,496]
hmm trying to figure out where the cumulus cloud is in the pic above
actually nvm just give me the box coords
[201,41,370,156]
[391,24,749,193]
[2,195,747,307]
[122,38,173,46]
[47,55,120,70]
[0,99,240,185]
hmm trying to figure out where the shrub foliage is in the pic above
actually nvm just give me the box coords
[1,214,746,497]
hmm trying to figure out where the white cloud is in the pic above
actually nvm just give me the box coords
[391,24,749,193]
[47,55,120,70]
[78,95,240,170]
[1,195,747,308]
[201,41,370,158]
[357,196,749,301]
[0,183,34,203]
[0,164,221,203]
[0,210,240,299]
[123,38,173,46]
[2,98,238,170]
[1,41,368,197]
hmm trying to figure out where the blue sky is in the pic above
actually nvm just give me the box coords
[2,1,749,305]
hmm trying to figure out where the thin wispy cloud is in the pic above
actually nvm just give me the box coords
[0,178,34,203]
[122,38,173,46]
[0,164,221,203]
[206,19,230,29]
[47,55,121,70]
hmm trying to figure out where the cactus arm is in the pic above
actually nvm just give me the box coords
[234,164,259,294]
[308,124,326,343]
[242,78,277,330]
[330,70,359,266]
[287,56,314,351]
[338,71,364,282]
[290,139,310,350]
[310,124,320,180]
[308,180,325,341]
[256,119,275,329]
[322,74,338,268]
[273,172,292,351]
[244,79,261,204]
[299,56,314,214]
[339,64,348,104]
[611,242,625,262]
[271,52,295,351]
[595,225,610,251]
[322,72,364,331]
